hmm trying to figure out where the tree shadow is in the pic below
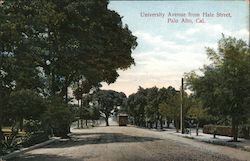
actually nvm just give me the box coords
[44,132,162,149]
[8,132,162,161]
[8,153,92,161]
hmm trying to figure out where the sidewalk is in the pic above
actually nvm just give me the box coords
[165,128,250,152]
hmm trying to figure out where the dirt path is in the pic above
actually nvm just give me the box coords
[9,126,250,161]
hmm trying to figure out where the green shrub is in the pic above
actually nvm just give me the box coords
[21,132,48,147]
[239,125,250,139]
[23,120,44,134]
[42,102,73,137]
[0,129,21,155]
[203,125,233,137]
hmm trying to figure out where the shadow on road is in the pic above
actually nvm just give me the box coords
[44,132,162,149]
[9,153,91,161]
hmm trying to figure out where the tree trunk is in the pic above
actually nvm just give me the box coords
[80,97,83,128]
[85,120,88,126]
[80,119,83,128]
[155,120,158,129]
[64,79,69,104]
[160,117,163,129]
[105,117,109,126]
[175,118,180,132]
[232,117,238,142]
[150,122,153,128]
[0,120,3,142]
[196,122,199,136]
[77,99,80,128]
[167,118,170,128]
[19,117,23,131]
[51,72,56,96]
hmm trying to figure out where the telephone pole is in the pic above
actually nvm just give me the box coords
[180,78,184,134]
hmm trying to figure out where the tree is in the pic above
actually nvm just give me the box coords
[0,0,137,136]
[94,90,126,126]
[144,87,159,128]
[157,87,176,129]
[128,86,179,129]
[9,89,46,131]
[127,87,147,127]
[73,80,92,128]
[0,53,15,139]
[187,97,207,136]
[185,36,250,141]
[42,98,73,137]
[0,0,137,100]
[159,91,180,131]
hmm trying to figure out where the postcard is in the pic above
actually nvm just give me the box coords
[0,1,249,161]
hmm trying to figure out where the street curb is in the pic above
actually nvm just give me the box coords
[0,137,60,160]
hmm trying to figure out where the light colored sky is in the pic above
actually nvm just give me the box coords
[101,0,249,96]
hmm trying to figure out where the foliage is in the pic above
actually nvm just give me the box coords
[159,94,180,124]
[0,127,20,155]
[0,0,137,143]
[185,36,250,141]
[7,89,46,132]
[127,87,147,126]
[23,120,44,134]
[21,132,48,148]
[42,99,73,137]
[94,90,126,126]
[0,0,137,102]
[128,86,181,129]
[9,89,46,120]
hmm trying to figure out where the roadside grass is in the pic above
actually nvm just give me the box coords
[180,134,250,152]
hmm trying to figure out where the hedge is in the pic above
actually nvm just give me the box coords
[203,125,233,137]
[22,132,49,147]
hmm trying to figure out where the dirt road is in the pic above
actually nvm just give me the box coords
[9,126,250,161]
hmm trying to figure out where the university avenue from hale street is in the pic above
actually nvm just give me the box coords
[0,1,249,161]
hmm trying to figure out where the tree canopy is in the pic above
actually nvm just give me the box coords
[0,0,137,137]
[185,36,250,141]
[94,90,126,126]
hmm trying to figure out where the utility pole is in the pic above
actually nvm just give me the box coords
[180,78,184,134]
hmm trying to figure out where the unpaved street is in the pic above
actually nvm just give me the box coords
[9,126,250,161]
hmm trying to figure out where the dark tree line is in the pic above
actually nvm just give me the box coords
[127,86,185,130]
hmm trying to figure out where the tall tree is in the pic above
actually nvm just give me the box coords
[94,90,126,126]
[187,97,207,136]
[0,0,137,136]
[159,88,180,131]
[0,0,137,102]
[127,86,147,126]
[185,36,250,141]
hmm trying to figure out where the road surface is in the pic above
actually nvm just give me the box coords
[9,126,250,161]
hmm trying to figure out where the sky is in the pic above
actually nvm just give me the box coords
[101,0,249,96]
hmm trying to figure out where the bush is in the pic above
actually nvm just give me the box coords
[23,120,44,134]
[239,125,250,139]
[42,102,73,137]
[0,129,21,155]
[22,132,48,147]
[203,125,233,137]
